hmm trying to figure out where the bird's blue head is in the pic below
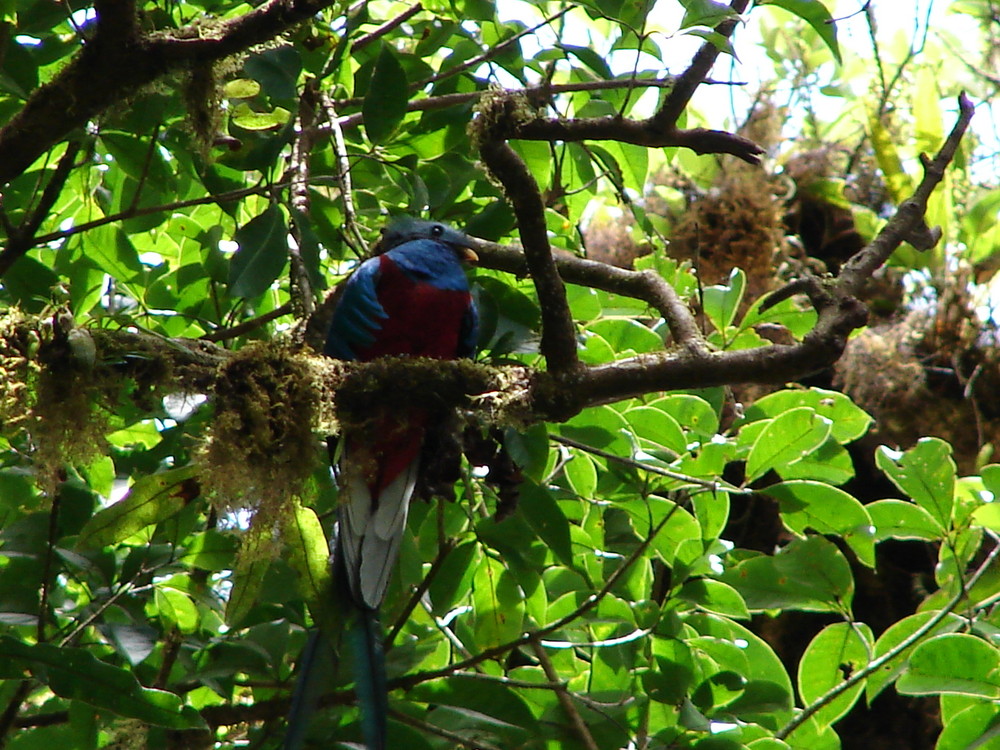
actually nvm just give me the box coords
[379,218,478,262]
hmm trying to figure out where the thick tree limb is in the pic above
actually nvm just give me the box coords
[478,139,580,375]
[0,0,340,186]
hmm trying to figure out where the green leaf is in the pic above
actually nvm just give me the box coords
[875,438,956,528]
[230,103,291,131]
[584,317,663,355]
[243,46,302,101]
[764,481,875,567]
[868,499,944,542]
[759,0,841,63]
[896,633,1000,698]
[0,636,205,729]
[563,451,598,498]
[229,204,288,298]
[503,424,549,482]
[702,268,746,333]
[650,394,720,439]
[226,522,273,627]
[154,586,199,633]
[177,531,238,571]
[866,611,965,702]
[429,541,480,615]
[364,44,409,145]
[679,0,739,29]
[76,466,197,548]
[624,405,688,454]
[472,557,524,649]
[284,501,332,625]
[519,479,573,565]
[740,387,872,444]
[223,78,261,99]
[560,405,632,455]
[797,622,872,728]
[935,702,1000,750]
[686,613,794,719]
[82,223,143,281]
[678,579,750,619]
[720,536,853,614]
[745,407,831,483]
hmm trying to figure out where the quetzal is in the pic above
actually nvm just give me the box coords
[285,218,478,750]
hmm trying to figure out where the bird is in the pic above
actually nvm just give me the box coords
[284,217,479,750]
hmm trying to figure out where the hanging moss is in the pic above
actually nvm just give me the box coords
[199,341,336,519]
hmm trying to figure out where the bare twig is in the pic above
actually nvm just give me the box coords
[838,93,975,295]
[320,93,368,255]
[0,141,82,276]
[287,84,318,317]
[529,638,600,750]
[351,2,423,53]
[200,302,293,342]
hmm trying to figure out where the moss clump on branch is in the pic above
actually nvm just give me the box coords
[0,308,110,490]
[199,341,335,518]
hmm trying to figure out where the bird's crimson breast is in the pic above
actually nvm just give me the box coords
[355,255,472,361]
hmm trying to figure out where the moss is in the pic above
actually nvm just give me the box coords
[0,309,111,491]
[469,87,536,148]
[199,341,332,517]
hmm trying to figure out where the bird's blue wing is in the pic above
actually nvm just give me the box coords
[325,258,387,361]
[458,294,479,359]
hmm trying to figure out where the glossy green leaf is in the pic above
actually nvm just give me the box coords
[625,405,689,454]
[0,636,205,729]
[876,438,956,528]
[284,501,331,623]
[740,387,872,444]
[518,479,573,565]
[935,702,1000,750]
[868,499,944,542]
[229,204,288,298]
[866,611,965,702]
[364,44,409,144]
[764,481,875,567]
[720,536,853,614]
[585,317,663,354]
[76,466,197,548]
[678,578,750,619]
[745,407,832,483]
[797,622,872,727]
[472,557,524,649]
[563,450,598,498]
[702,268,746,333]
[896,633,1000,698]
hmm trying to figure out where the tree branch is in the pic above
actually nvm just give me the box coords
[478,139,580,375]
[0,140,81,276]
[0,0,340,186]
[650,0,750,132]
[837,93,975,295]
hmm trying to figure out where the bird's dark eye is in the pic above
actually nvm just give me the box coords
[430,224,445,238]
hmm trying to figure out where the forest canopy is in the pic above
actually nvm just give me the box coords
[1,1,1000,748]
